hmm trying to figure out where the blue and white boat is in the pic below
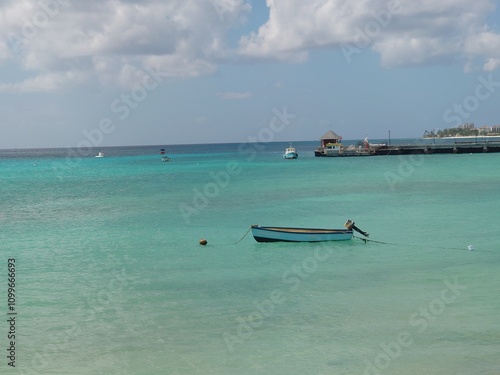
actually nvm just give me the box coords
[160,148,171,162]
[283,146,298,159]
[251,220,368,243]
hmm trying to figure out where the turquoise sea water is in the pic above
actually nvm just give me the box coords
[1,141,499,375]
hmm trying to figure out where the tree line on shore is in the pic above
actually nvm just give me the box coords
[423,128,500,138]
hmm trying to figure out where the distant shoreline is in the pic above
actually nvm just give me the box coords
[425,135,500,139]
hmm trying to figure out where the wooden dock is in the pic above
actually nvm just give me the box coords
[372,141,500,155]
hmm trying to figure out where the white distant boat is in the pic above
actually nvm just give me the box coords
[95,152,105,158]
[283,146,298,159]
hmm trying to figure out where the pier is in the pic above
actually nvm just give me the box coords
[372,141,500,155]
[314,130,500,157]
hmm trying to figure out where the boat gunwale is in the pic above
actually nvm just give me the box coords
[252,225,352,234]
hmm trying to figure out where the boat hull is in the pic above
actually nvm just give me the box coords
[314,149,370,157]
[251,225,353,242]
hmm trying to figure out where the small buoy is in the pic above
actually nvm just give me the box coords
[199,239,207,246]
[468,245,474,251]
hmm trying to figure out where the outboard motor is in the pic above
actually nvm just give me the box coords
[344,219,369,237]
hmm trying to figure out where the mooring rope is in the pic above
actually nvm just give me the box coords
[233,226,252,245]
[353,235,490,252]
[220,228,490,253]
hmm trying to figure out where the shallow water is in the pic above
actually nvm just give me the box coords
[1,141,499,374]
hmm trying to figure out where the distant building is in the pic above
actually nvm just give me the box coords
[427,122,499,138]
[478,125,492,133]
[319,130,342,147]
[460,123,475,129]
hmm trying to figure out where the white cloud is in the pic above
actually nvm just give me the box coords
[0,40,10,61]
[216,91,253,99]
[1,0,500,94]
[0,71,88,93]
[464,31,500,71]
[0,0,251,92]
[238,0,500,70]
[483,58,500,71]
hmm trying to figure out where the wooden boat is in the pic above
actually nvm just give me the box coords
[251,220,368,243]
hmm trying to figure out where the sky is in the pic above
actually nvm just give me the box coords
[1,0,500,148]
